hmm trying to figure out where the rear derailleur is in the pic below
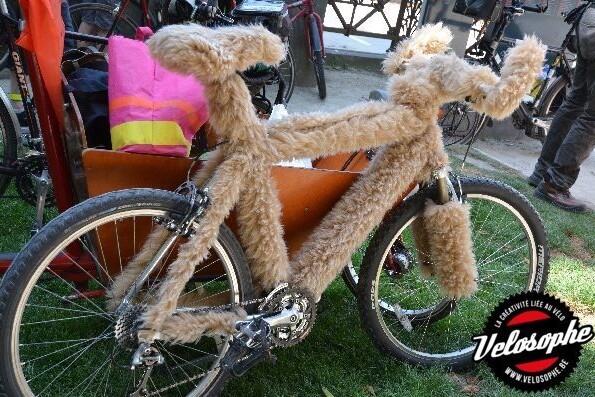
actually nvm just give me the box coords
[221,284,316,377]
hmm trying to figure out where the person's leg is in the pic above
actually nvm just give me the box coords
[529,55,588,184]
[546,56,595,190]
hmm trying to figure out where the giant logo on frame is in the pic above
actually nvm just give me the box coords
[473,291,593,392]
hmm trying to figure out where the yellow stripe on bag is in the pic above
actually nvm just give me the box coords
[111,121,191,153]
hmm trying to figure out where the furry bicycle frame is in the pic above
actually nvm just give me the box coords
[103,23,544,344]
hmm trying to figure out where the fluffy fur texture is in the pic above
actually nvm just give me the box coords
[291,129,447,298]
[421,200,478,298]
[106,225,169,311]
[146,24,285,85]
[105,23,544,344]
[160,308,247,344]
[383,23,453,75]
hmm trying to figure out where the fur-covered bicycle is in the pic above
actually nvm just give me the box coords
[0,23,549,396]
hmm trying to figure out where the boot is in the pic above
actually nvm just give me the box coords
[534,180,587,212]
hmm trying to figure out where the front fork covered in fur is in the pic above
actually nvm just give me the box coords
[411,168,478,299]
[433,166,461,205]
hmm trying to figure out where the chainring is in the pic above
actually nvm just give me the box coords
[15,154,56,207]
[383,240,415,278]
[260,286,316,347]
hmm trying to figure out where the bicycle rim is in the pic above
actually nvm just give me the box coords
[69,3,139,41]
[536,75,569,142]
[361,178,548,367]
[4,190,250,396]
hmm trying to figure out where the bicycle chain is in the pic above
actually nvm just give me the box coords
[146,373,210,396]
[138,286,315,395]
[130,296,265,397]
[185,296,267,314]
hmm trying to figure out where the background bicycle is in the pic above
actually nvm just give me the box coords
[440,0,574,146]
[68,0,296,107]
[0,0,295,220]
[286,0,326,99]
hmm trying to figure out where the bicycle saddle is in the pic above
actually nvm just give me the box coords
[147,24,286,84]
[232,0,287,17]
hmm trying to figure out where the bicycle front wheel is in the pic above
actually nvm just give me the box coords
[358,177,549,369]
[312,52,326,100]
[0,96,18,197]
[0,188,253,396]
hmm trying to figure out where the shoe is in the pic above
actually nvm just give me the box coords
[534,180,587,212]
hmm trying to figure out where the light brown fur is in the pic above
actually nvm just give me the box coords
[106,23,544,344]
[422,200,478,298]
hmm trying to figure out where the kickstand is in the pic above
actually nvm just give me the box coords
[30,169,51,236]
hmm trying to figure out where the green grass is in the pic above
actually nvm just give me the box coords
[1,149,594,397]
[0,183,41,252]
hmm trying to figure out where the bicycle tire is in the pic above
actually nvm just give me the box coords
[313,52,326,100]
[535,74,570,144]
[281,45,296,103]
[0,1,19,71]
[357,177,549,369]
[0,188,253,397]
[68,2,139,42]
[0,96,18,197]
[439,101,488,146]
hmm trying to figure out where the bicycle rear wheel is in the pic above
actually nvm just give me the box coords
[0,188,253,396]
[279,45,296,103]
[69,2,139,43]
[535,74,570,144]
[0,98,18,197]
[358,177,549,369]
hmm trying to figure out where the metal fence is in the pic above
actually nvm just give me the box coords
[324,0,425,50]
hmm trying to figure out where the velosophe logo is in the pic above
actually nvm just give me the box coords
[473,291,593,392]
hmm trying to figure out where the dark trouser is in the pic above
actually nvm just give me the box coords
[532,52,595,190]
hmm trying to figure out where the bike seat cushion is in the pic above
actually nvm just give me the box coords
[232,0,287,17]
[147,24,286,84]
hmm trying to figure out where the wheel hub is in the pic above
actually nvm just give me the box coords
[383,241,414,278]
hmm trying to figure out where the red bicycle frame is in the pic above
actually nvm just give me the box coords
[0,48,93,277]
[286,0,326,59]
